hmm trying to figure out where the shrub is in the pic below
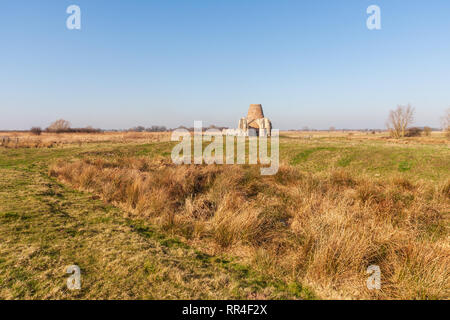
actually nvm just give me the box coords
[405,127,422,137]
[30,127,42,135]
[423,127,432,136]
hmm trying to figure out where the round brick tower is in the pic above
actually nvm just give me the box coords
[247,104,264,129]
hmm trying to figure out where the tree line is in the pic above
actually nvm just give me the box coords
[386,105,450,138]
[31,108,450,138]
[30,119,101,135]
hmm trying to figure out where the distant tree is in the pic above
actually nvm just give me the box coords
[405,127,422,137]
[442,108,450,138]
[47,119,71,133]
[423,126,432,136]
[329,126,336,132]
[145,125,167,132]
[130,126,145,132]
[442,108,450,130]
[302,126,310,131]
[30,127,42,135]
[386,104,415,138]
[77,126,100,133]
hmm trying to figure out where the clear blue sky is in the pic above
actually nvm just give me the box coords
[1,0,449,130]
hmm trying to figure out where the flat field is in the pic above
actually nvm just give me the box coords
[0,131,448,299]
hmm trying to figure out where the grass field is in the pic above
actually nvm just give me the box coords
[0,131,448,299]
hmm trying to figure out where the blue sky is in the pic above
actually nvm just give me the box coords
[1,0,449,130]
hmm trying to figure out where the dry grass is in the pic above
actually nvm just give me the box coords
[49,156,450,300]
[282,130,449,145]
[0,131,171,148]
[2,130,447,299]
[1,130,447,150]
[1,167,305,299]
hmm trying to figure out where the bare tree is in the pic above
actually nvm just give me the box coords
[442,108,450,130]
[30,127,42,135]
[442,108,450,138]
[386,104,415,138]
[47,119,71,132]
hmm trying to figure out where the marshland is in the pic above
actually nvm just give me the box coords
[0,130,448,299]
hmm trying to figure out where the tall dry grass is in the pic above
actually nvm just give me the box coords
[0,131,171,148]
[49,157,450,299]
[1,131,447,149]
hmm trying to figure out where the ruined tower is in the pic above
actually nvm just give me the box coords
[235,104,272,136]
[247,104,265,128]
